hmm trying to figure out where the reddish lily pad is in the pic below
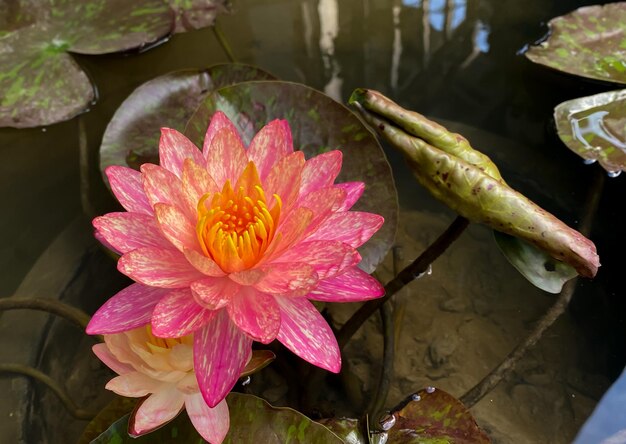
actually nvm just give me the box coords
[350,88,599,281]
[525,3,626,85]
[241,350,276,377]
[554,89,626,175]
[169,0,231,34]
[185,81,398,273]
[99,64,276,181]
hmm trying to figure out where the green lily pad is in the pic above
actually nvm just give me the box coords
[350,88,600,281]
[185,80,398,273]
[0,0,231,128]
[90,393,343,443]
[494,231,577,294]
[554,89,626,175]
[318,418,367,444]
[79,396,138,444]
[99,64,276,182]
[525,3,626,85]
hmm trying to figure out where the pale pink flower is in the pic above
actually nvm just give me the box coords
[93,327,229,443]
[87,112,384,407]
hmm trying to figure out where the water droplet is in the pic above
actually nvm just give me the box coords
[379,413,396,431]
[426,386,436,394]
[241,376,251,386]
[411,393,421,401]
[370,431,388,444]
[583,158,596,165]
[607,170,621,178]
[426,264,433,275]
[41,128,47,132]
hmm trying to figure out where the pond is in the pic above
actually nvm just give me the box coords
[0,0,624,443]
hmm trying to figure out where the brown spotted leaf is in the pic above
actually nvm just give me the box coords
[554,89,626,175]
[525,3,626,85]
[168,0,231,33]
[350,88,599,281]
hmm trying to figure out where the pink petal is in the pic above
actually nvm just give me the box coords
[151,288,216,338]
[247,119,294,180]
[184,248,226,277]
[227,286,280,344]
[296,187,346,235]
[263,207,313,262]
[106,166,153,215]
[181,159,219,213]
[202,111,241,157]
[141,164,194,218]
[130,385,185,436]
[194,310,252,408]
[255,263,318,295]
[191,277,239,310]
[154,203,199,252]
[275,240,360,280]
[93,212,170,254]
[276,297,341,373]
[185,393,230,444]
[299,151,342,198]
[92,343,134,375]
[306,211,384,248]
[118,247,205,288]
[205,127,248,187]
[335,182,365,211]
[229,269,266,286]
[105,371,163,397]
[263,151,305,211]
[159,128,204,178]
[86,283,168,334]
[310,266,385,302]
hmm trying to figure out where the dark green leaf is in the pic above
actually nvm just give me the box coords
[525,3,626,85]
[494,231,577,294]
[318,418,367,444]
[350,89,599,279]
[79,396,137,444]
[554,89,626,175]
[224,393,344,444]
[100,64,276,181]
[185,81,398,273]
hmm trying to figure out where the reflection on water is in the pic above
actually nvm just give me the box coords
[571,110,626,153]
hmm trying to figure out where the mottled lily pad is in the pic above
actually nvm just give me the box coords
[350,88,599,282]
[318,418,366,444]
[90,393,343,443]
[525,3,626,85]
[185,80,399,273]
[79,396,137,444]
[99,64,276,181]
[0,0,230,128]
[494,232,577,294]
[554,89,626,175]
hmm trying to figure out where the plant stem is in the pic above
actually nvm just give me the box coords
[336,216,469,348]
[212,22,236,63]
[78,116,96,219]
[368,301,394,420]
[460,168,605,407]
[0,297,91,331]
[0,364,97,420]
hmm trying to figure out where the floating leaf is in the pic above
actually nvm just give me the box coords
[554,89,626,175]
[79,396,137,444]
[241,350,276,377]
[169,0,231,33]
[318,418,367,444]
[350,88,599,279]
[99,64,276,181]
[184,81,398,273]
[524,3,626,85]
[494,232,577,294]
[224,393,343,444]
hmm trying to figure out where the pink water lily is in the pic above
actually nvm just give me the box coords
[87,111,385,408]
[93,327,229,443]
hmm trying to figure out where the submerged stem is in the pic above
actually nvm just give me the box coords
[212,22,236,63]
[0,364,97,420]
[460,168,605,407]
[337,216,469,348]
[0,297,91,331]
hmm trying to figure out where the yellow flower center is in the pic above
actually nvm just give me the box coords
[196,162,281,272]
[143,325,191,352]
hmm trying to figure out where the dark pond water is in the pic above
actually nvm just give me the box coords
[0,0,625,442]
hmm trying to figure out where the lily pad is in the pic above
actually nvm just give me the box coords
[524,3,626,85]
[79,396,137,444]
[0,0,231,128]
[241,350,276,377]
[318,418,366,444]
[99,64,276,181]
[350,88,599,280]
[554,89,626,175]
[494,232,577,294]
[185,80,398,273]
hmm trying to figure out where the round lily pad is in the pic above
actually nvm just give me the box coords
[554,88,626,175]
[185,80,399,273]
[525,3,626,85]
[99,64,276,179]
